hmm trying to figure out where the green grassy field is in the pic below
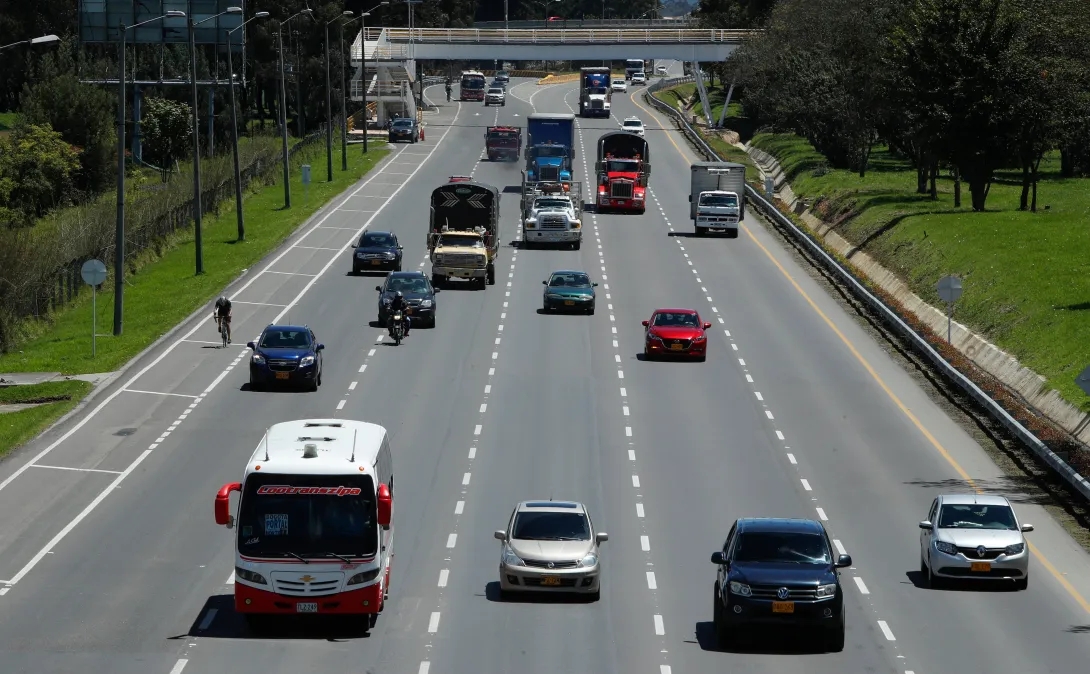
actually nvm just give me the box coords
[749,132,1090,409]
[0,380,91,459]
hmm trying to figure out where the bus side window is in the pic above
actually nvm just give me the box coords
[379,438,393,495]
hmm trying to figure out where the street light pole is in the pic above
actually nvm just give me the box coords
[276,8,314,210]
[114,12,186,336]
[226,12,270,243]
[346,3,388,160]
[0,34,60,52]
[326,11,353,182]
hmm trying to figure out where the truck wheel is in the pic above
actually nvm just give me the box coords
[572,240,581,250]
[431,274,444,287]
[695,227,706,237]
[727,230,740,239]
[486,265,496,285]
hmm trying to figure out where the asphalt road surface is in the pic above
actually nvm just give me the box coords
[0,77,1088,674]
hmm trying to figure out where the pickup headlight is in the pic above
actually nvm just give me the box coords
[934,540,958,555]
[1005,542,1025,555]
[502,544,524,567]
[235,567,268,585]
[729,581,752,596]
[419,299,433,308]
[251,354,265,364]
[385,251,396,259]
[815,583,838,598]
[572,220,581,228]
[580,552,598,567]
[299,355,315,367]
[356,252,365,259]
[525,220,536,229]
[346,568,382,586]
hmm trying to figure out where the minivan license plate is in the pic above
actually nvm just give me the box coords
[297,602,318,613]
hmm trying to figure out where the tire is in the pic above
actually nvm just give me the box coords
[589,589,600,601]
[573,240,581,250]
[695,227,706,237]
[431,274,444,287]
[244,614,268,632]
[317,367,323,386]
[307,378,319,392]
[726,229,739,239]
[697,354,707,362]
[499,588,512,601]
[643,349,652,361]
[543,302,550,313]
[924,553,941,589]
[426,316,437,329]
[395,261,402,272]
[486,265,496,285]
[1014,575,1028,591]
[588,304,595,315]
[824,620,846,652]
[352,266,360,275]
[249,377,261,392]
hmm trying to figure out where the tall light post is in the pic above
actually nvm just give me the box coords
[114,11,187,336]
[344,3,388,161]
[226,11,270,242]
[275,8,314,209]
[326,10,354,182]
[188,6,242,276]
[0,34,60,52]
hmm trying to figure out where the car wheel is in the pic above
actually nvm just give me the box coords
[395,261,402,272]
[426,316,437,329]
[352,266,360,275]
[695,227,705,237]
[543,302,550,313]
[697,354,707,362]
[317,367,322,386]
[1014,575,1028,591]
[498,588,512,601]
[308,378,319,392]
[587,304,595,315]
[431,274,444,287]
[249,377,261,391]
[727,229,740,239]
[824,620,846,652]
[643,348,652,361]
[925,553,941,589]
[589,588,600,602]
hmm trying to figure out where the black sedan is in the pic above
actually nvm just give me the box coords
[377,271,440,328]
[388,118,419,143]
[247,325,324,391]
[352,230,403,273]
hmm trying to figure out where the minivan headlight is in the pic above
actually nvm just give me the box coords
[729,581,751,596]
[580,552,598,567]
[815,583,837,598]
[502,544,524,567]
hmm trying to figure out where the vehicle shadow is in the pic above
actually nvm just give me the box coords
[904,569,1021,592]
[348,270,393,277]
[635,352,703,363]
[173,594,372,642]
[482,581,597,604]
[239,383,309,393]
[693,621,828,654]
[436,281,483,291]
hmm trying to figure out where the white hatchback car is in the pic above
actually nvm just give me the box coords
[611,78,628,92]
[919,493,1033,589]
[621,117,645,137]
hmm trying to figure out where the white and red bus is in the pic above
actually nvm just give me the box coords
[214,419,393,627]
[460,70,487,101]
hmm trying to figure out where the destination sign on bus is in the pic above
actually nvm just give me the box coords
[256,485,363,496]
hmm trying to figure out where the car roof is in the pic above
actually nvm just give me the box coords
[550,269,589,275]
[652,308,698,315]
[939,493,1011,506]
[736,518,826,535]
[387,270,426,279]
[264,324,310,333]
[361,230,393,237]
[517,500,586,514]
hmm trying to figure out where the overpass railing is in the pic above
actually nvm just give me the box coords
[473,18,698,29]
[381,27,755,44]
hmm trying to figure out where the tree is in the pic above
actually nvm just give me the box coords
[142,97,193,169]
[693,0,776,27]
[0,121,80,227]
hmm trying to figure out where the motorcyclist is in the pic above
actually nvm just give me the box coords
[387,291,411,337]
[445,79,452,102]
[213,295,232,344]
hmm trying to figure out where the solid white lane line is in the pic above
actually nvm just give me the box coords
[654,614,665,635]
[854,577,870,595]
[833,539,846,556]
[641,535,650,551]
[877,620,896,640]
[30,465,123,475]
[816,507,828,521]
[801,479,812,491]
[446,534,457,548]
[198,608,218,630]
[637,503,645,517]
[262,270,317,277]
[647,572,658,590]
[122,389,199,399]
[230,300,290,306]
[438,569,449,587]
[428,612,441,633]
[632,475,641,487]
[454,501,464,515]
[788,453,797,464]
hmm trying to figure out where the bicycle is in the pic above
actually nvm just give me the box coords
[217,316,229,348]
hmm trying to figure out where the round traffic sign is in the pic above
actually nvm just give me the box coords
[937,275,963,303]
[81,259,107,287]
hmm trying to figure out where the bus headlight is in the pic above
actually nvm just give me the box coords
[346,568,382,586]
[235,566,268,585]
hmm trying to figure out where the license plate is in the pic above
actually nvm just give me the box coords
[670,344,684,351]
[371,260,381,265]
[971,562,991,572]
[564,300,575,306]
[275,372,290,380]
[771,601,794,613]
[296,602,318,613]
[540,576,562,586]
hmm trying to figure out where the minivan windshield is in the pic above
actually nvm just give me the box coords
[733,532,831,564]
[512,511,590,540]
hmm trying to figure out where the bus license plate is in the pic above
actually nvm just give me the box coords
[296,602,318,613]
[540,576,562,586]
[771,601,794,613]
[971,562,991,572]
[275,372,290,380]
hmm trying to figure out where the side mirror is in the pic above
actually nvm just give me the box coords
[542,280,547,285]
[703,322,712,329]
[246,341,255,350]
[642,320,649,327]
[215,482,242,527]
[377,483,392,527]
[836,554,852,568]
[315,343,325,351]
[595,532,609,543]
[397,245,404,250]
[493,530,507,541]
[592,282,599,287]
[711,551,727,565]
[1021,523,1034,532]
[375,286,382,292]
[918,520,933,530]
[433,288,441,293]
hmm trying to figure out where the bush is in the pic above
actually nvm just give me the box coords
[0,122,81,226]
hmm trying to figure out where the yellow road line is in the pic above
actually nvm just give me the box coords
[631,85,1090,616]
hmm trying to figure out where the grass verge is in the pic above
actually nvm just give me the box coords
[748,132,1090,410]
[647,84,759,175]
[0,144,388,376]
[0,380,92,459]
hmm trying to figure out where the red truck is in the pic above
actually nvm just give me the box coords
[485,126,521,162]
[595,131,651,213]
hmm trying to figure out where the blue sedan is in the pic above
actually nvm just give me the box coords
[247,325,324,391]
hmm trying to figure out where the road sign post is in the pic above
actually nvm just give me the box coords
[302,164,311,205]
[764,176,774,200]
[81,259,108,358]
[936,275,963,344]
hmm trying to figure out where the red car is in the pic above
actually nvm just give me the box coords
[642,308,712,361]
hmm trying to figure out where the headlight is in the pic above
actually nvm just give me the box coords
[572,220,581,228]
[934,540,957,555]
[419,299,433,308]
[580,552,598,567]
[235,567,268,585]
[729,581,752,596]
[1005,542,1025,555]
[546,293,564,300]
[299,355,315,367]
[346,568,382,586]
[356,252,365,259]
[251,354,265,364]
[383,297,392,305]
[385,252,396,259]
[815,583,838,598]
[693,335,707,342]
[501,544,524,567]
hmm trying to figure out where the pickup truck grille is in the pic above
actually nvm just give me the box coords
[539,215,568,229]
[611,181,634,198]
[439,253,483,267]
[539,165,560,181]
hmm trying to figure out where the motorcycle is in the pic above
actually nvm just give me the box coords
[389,310,407,345]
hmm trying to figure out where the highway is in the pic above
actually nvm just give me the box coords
[0,73,1088,674]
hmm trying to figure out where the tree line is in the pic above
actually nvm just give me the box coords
[701,0,1090,211]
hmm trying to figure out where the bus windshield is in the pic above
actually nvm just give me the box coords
[461,76,485,90]
[237,473,378,559]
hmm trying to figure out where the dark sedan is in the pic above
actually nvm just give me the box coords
[352,230,403,273]
[377,271,440,328]
[247,325,324,391]
[388,118,419,143]
[711,518,851,651]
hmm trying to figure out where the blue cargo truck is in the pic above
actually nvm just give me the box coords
[525,113,575,186]
[579,67,612,118]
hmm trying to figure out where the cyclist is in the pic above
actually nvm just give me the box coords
[445,79,452,102]
[387,291,411,337]
[213,295,233,344]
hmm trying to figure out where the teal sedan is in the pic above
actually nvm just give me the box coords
[542,271,598,314]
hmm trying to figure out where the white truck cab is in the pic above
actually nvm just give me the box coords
[523,192,583,249]
[690,162,746,238]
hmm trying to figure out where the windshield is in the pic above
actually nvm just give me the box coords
[237,474,378,558]
[652,312,698,327]
[589,87,608,95]
[700,194,738,207]
[627,60,643,68]
[391,120,413,128]
[385,277,430,293]
[535,198,570,210]
[534,146,567,158]
[259,329,312,349]
[359,233,394,247]
[623,121,642,129]
[938,504,1017,530]
[613,80,625,85]
[488,88,503,95]
[462,77,485,90]
[439,235,483,248]
[549,273,592,288]
[512,511,590,541]
[606,160,639,173]
[734,532,831,564]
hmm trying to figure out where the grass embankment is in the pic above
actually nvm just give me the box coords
[0,111,16,135]
[648,82,758,175]
[749,132,1090,409]
[0,380,91,459]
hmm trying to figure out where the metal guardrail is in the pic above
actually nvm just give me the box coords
[381,28,754,44]
[644,77,1090,502]
[474,18,698,29]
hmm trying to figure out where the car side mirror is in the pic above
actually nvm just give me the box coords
[595,532,609,543]
[375,286,382,292]
[315,343,325,351]
[542,280,547,285]
[1021,523,1034,532]
[493,530,507,541]
[711,551,727,565]
[215,482,242,527]
[433,288,441,293]
[704,322,712,329]
[377,483,392,528]
[246,341,255,349]
[592,282,599,287]
[642,320,649,327]
[918,520,933,530]
[836,554,852,568]
[397,245,403,250]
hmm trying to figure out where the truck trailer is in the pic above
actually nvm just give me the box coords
[525,113,575,187]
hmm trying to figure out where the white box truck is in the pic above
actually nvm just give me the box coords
[689,161,746,237]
